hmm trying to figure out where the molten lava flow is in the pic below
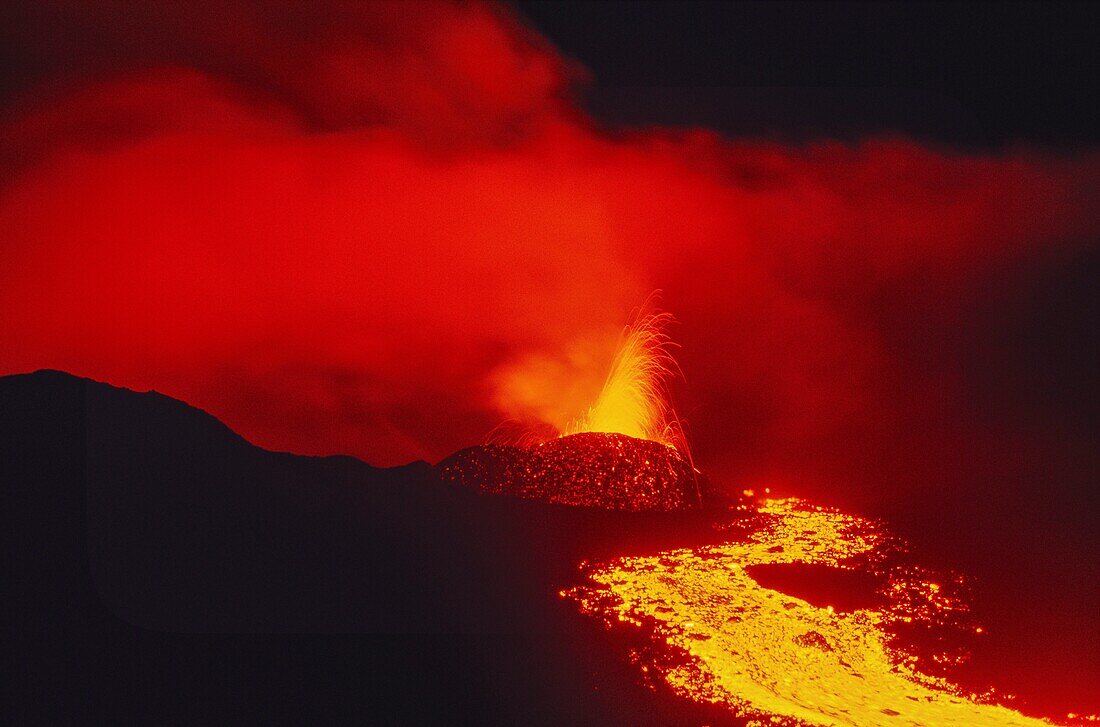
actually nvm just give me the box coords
[564,308,685,452]
[564,498,1074,726]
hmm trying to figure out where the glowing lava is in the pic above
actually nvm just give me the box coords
[438,303,702,510]
[564,307,687,453]
[563,498,1073,726]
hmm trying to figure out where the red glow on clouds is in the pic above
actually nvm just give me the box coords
[0,0,1096,494]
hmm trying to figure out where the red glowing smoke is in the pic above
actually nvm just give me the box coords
[0,1,1096,505]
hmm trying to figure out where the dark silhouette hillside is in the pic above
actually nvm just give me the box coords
[2,370,741,725]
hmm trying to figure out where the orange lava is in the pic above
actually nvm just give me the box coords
[563,497,1083,726]
[564,306,688,454]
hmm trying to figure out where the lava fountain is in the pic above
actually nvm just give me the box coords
[563,308,686,451]
[439,303,701,510]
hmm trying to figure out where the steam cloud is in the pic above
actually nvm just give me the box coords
[1,1,1096,521]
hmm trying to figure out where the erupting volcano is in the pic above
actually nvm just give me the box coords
[440,306,704,511]
[2,2,1096,725]
[445,303,1096,725]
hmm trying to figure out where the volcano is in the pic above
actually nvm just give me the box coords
[439,431,702,511]
[438,305,708,513]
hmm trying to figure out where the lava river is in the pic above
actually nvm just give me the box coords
[563,497,1089,727]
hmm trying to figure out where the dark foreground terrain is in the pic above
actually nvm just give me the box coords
[3,370,744,725]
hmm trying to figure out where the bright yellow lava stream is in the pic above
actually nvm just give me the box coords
[564,498,1067,727]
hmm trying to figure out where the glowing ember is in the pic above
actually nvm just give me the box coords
[437,431,699,511]
[564,306,687,453]
[563,498,1074,726]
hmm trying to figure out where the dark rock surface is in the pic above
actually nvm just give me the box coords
[439,432,703,511]
[2,370,743,725]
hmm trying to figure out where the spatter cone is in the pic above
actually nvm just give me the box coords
[437,432,700,511]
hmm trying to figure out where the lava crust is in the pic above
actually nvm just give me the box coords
[437,432,699,511]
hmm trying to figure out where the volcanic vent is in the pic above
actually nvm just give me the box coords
[440,304,704,511]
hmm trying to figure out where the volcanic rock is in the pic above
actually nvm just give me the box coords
[437,431,701,511]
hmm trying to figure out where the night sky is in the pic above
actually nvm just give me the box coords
[516,1,1099,147]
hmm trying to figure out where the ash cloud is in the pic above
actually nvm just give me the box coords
[0,0,1096,528]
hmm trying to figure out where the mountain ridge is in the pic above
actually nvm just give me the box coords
[1,368,741,725]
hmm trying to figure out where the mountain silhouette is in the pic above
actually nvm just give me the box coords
[3,370,740,725]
